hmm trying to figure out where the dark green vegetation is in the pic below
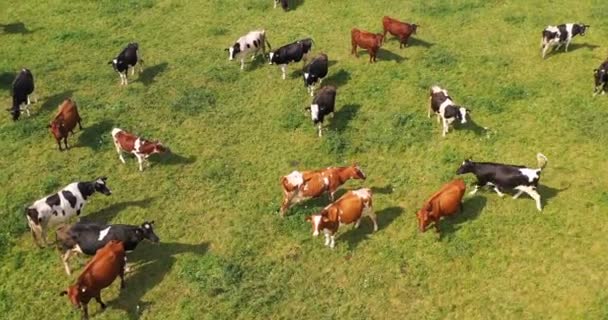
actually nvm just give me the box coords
[1,0,608,319]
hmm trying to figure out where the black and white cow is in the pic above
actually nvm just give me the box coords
[303,53,328,96]
[269,38,314,79]
[456,153,548,211]
[10,68,35,121]
[593,59,608,96]
[56,220,159,275]
[305,85,336,137]
[541,23,589,59]
[226,30,271,70]
[429,86,470,137]
[25,177,112,247]
[108,42,143,85]
[274,0,288,10]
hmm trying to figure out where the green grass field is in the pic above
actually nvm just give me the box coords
[1,0,608,319]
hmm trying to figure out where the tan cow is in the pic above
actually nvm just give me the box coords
[48,98,82,151]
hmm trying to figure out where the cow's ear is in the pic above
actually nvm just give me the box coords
[466,108,472,113]
[150,220,155,225]
[224,48,229,52]
[107,61,113,65]
[305,216,312,222]
[59,291,67,296]
[594,69,598,73]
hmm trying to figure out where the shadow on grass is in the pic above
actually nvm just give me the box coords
[539,183,569,209]
[40,90,75,112]
[76,119,114,150]
[110,241,209,320]
[139,62,168,86]
[81,198,155,223]
[0,71,15,91]
[324,69,351,88]
[460,118,488,136]
[547,43,600,58]
[330,103,360,133]
[438,196,487,240]
[371,184,394,195]
[341,206,404,250]
[406,37,434,48]
[1,22,33,34]
[154,152,197,167]
[285,0,304,11]
[377,48,406,63]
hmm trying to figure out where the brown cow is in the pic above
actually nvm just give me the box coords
[60,240,126,320]
[279,164,366,216]
[382,16,418,49]
[111,127,168,171]
[351,28,384,63]
[305,188,377,248]
[48,98,82,151]
[416,179,466,233]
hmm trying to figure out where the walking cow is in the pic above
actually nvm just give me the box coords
[302,53,328,96]
[269,38,314,79]
[9,68,35,120]
[305,85,336,137]
[541,23,589,59]
[226,30,271,70]
[109,42,143,85]
[48,98,83,151]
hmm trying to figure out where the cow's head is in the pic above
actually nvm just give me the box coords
[225,43,241,61]
[411,24,418,35]
[108,59,119,71]
[456,107,471,124]
[594,68,607,87]
[48,119,65,140]
[139,221,160,243]
[578,24,590,36]
[305,214,327,237]
[10,106,20,121]
[268,51,277,64]
[153,141,169,154]
[456,159,475,175]
[416,203,432,232]
[350,163,367,180]
[306,104,320,123]
[375,33,385,46]
[60,285,82,309]
[94,176,112,195]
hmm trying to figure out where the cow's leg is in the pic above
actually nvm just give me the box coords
[40,227,48,246]
[95,296,107,310]
[240,58,245,70]
[542,44,550,59]
[518,186,542,211]
[82,303,90,320]
[310,86,315,97]
[428,99,432,118]
[281,65,287,80]
[352,41,358,57]
[136,154,145,171]
[469,183,482,196]
[354,219,361,229]
[61,250,75,275]
[329,235,335,248]
[324,233,330,246]
[274,0,277,8]
[279,191,295,217]
[493,186,505,197]
[63,137,69,150]
[130,65,135,76]
[119,260,126,288]
[318,123,323,137]
[513,189,524,199]
[369,211,378,232]
[565,39,571,52]
[442,118,449,137]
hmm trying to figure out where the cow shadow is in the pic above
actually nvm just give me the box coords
[437,196,487,240]
[286,0,304,10]
[341,206,404,250]
[406,37,434,48]
[538,184,569,208]
[80,198,155,224]
[552,43,600,55]
[40,90,75,112]
[460,118,488,136]
[0,71,15,91]
[155,152,196,167]
[330,103,360,133]
[76,119,114,150]
[109,241,210,320]
[0,22,33,34]
[139,62,168,86]
[377,48,406,63]
[324,69,351,88]
[371,184,394,195]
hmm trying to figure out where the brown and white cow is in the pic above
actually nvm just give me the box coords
[48,98,82,151]
[111,128,168,171]
[306,188,377,248]
[279,164,366,216]
[351,28,384,63]
[60,240,126,320]
[382,16,418,48]
[416,179,466,233]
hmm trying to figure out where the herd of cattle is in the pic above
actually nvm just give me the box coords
[2,4,603,318]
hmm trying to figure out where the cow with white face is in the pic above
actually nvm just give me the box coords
[593,59,608,96]
[305,85,336,137]
[226,30,271,70]
[428,85,470,137]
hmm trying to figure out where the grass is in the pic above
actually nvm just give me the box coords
[1,0,608,319]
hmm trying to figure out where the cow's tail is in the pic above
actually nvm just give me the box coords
[536,153,548,170]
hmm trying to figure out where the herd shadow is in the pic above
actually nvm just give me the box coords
[80,198,155,224]
[377,48,406,63]
[548,43,600,57]
[40,90,75,112]
[437,196,487,239]
[371,184,394,195]
[0,71,15,91]
[460,118,488,136]
[330,103,360,133]
[341,206,404,250]
[139,62,168,86]
[406,37,434,48]
[76,119,114,150]
[1,22,33,34]
[155,151,197,167]
[538,183,569,208]
[324,69,351,88]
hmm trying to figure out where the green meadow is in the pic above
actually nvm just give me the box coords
[1,0,608,319]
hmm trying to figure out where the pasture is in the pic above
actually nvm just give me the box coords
[1,0,608,319]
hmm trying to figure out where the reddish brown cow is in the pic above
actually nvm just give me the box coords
[60,240,126,320]
[279,164,367,216]
[306,188,377,248]
[351,28,384,63]
[48,98,82,151]
[417,179,466,233]
[382,16,418,48]
[111,127,168,171]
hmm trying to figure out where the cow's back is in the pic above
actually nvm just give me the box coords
[332,193,364,224]
[78,241,125,289]
[430,184,465,219]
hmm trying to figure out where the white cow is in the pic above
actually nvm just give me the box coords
[226,30,271,70]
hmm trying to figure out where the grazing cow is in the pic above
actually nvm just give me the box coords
[226,30,271,70]
[48,98,83,151]
[274,0,288,10]
[60,240,126,320]
[9,68,35,121]
[305,188,377,248]
[351,28,384,63]
[302,53,328,96]
[108,42,143,86]
[26,177,112,248]
[382,16,418,48]
[269,38,314,79]
[111,128,168,171]
[416,179,466,233]
[593,59,608,96]
[456,153,548,211]
[541,23,589,59]
[305,85,336,137]
[56,220,159,275]
[279,164,366,216]
[429,85,470,137]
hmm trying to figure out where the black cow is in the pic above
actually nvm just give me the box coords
[303,53,328,96]
[456,153,548,211]
[10,68,35,121]
[108,42,143,85]
[274,0,288,10]
[593,59,608,96]
[56,220,159,275]
[269,38,314,79]
[541,23,589,59]
[305,85,336,137]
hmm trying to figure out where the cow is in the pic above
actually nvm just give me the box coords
[111,128,168,171]
[60,240,126,320]
[25,177,112,248]
[9,68,35,121]
[416,179,466,233]
[456,153,548,211]
[593,58,608,96]
[56,220,159,275]
[269,38,314,79]
[48,98,83,151]
[274,0,288,10]
[382,16,418,49]
[351,28,384,63]
[541,23,589,59]
[279,164,366,216]
[305,85,336,137]
[108,42,143,86]
[429,85,470,137]
[302,53,328,96]
[305,188,377,248]
[226,30,271,70]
